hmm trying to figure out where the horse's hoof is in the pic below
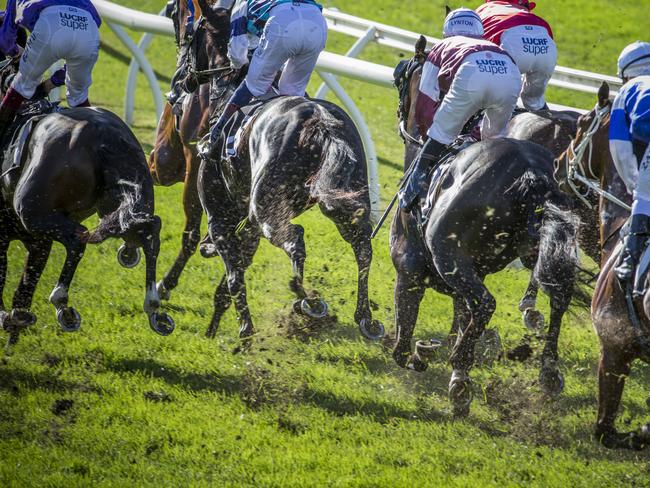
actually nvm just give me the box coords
[148,312,175,336]
[415,339,442,363]
[518,297,536,313]
[11,309,36,328]
[523,309,545,331]
[449,370,472,418]
[359,319,385,341]
[199,242,219,259]
[57,307,81,332]
[239,323,255,340]
[293,298,329,319]
[156,281,171,301]
[392,349,410,368]
[408,353,428,372]
[117,244,141,269]
[539,364,564,396]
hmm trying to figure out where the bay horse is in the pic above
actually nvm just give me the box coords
[0,60,174,346]
[149,0,234,301]
[554,82,650,449]
[195,7,384,341]
[395,36,596,333]
[393,38,584,416]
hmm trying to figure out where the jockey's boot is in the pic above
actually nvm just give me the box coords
[199,81,255,161]
[198,102,239,161]
[614,214,650,284]
[0,87,25,139]
[398,137,447,212]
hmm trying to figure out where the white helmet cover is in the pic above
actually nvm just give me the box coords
[442,8,484,39]
[618,41,650,79]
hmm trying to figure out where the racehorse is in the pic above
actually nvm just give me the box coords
[194,5,385,341]
[395,36,595,333]
[149,0,234,301]
[554,82,650,449]
[392,38,583,416]
[0,59,174,346]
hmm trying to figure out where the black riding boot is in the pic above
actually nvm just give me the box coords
[614,214,650,283]
[0,87,24,139]
[398,137,447,212]
[199,102,240,161]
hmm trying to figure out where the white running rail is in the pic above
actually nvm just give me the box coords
[92,1,622,219]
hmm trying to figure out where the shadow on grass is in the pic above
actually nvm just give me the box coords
[0,365,101,395]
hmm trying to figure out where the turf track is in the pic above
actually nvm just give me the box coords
[1,0,650,485]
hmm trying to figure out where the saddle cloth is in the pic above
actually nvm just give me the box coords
[421,134,477,221]
[1,99,57,198]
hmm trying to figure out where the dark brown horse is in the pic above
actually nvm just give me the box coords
[554,82,650,449]
[395,37,591,335]
[193,5,384,341]
[149,0,233,300]
[0,62,174,345]
[392,37,587,416]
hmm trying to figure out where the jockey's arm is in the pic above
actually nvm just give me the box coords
[610,93,639,195]
[415,58,442,137]
[228,0,252,69]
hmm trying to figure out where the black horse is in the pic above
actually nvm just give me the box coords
[390,137,582,416]
[0,60,174,345]
[193,6,384,340]
[394,36,592,336]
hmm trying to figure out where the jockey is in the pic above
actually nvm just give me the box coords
[398,8,521,212]
[0,1,101,135]
[199,0,327,161]
[610,41,650,285]
[476,0,556,111]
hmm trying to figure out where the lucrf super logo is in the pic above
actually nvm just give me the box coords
[522,37,549,56]
[59,10,89,31]
[476,58,508,75]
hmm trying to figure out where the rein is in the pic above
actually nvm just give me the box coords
[563,103,631,212]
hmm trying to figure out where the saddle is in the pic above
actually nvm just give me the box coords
[421,135,477,222]
[204,94,278,200]
[1,99,58,200]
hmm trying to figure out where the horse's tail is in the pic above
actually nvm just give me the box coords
[508,170,589,307]
[87,136,158,244]
[298,104,367,212]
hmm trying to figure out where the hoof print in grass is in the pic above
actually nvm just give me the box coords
[52,398,74,416]
[143,391,172,403]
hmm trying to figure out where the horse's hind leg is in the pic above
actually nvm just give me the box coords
[519,253,545,330]
[206,229,260,339]
[260,219,328,318]
[20,211,87,332]
[538,286,571,395]
[157,154,203,300]
[215,235,256,339]
[321,203,384,339]
[4,240,52,344]
[133,216,175,336]
[0,239,9,333]
[436,253,496,417]
[393,271,426,369]
[594,346,648,449]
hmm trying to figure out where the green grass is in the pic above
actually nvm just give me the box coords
[2,0,650,485]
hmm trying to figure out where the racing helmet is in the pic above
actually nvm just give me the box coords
[485,0,537,9]
[617,41,650,80]
[442,8,484,39]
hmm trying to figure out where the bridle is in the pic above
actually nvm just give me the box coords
[184,17,234,87]
[561,102,631,211]
[395,56,426,148]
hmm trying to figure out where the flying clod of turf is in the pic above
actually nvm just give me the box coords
[2,0,650,485]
